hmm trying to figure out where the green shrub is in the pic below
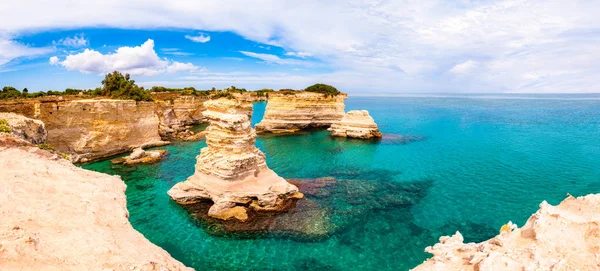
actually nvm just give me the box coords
[212,91,234,99]
[37,143,55,151]
[304,83,340,96]
[0,119,11,133]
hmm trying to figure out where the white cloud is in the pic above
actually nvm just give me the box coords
[0,38,52,67]
[285,51,312,58]
[55,39,199,76]
[54,34,88,47]
[49,56,59,65]
[166,62,199,73]
[239,51,307,66]
[185,33,211,43]
[1,0,600,92]
[449,60,478,75]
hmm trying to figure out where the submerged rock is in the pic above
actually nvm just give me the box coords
[412,194,600,271]
[178,176,433,241]
[329,110,382,139]
[255,92,346,134]
[110,147,168,165]
[168,98,303,222]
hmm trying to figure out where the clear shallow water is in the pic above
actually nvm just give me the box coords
[83,95,600,271]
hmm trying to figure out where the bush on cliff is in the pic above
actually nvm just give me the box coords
[0,86,23,100]
[304,84,340,96]
[99,71,153,102]
[0,119,12,134]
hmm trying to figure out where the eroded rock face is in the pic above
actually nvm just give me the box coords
[255,92,346,133]
[0,112,47,144]
[328,110,382,139]
[155,95,208,140]
[168,98,303,221]
[411,194,600,271]
[0,137,192,271]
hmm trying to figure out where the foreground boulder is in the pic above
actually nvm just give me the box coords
[255,92,346,133]
[412,194,600,271]
[328,110,382,139]
[0,112,47,144]
[0,136,191,271]
[168,98,303,221]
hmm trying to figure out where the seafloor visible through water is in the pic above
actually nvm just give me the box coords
[83,94,600,271]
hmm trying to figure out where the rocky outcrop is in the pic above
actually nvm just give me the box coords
[110,147,168,165]
[0,136,192,271]
[168,98,303,221]
[155,95,208,140]
[328,110,382,139]
[0,112,47,144]
[255,92,346,133]
[412,194,600,271]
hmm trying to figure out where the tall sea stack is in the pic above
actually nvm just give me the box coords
[168,98,303,221]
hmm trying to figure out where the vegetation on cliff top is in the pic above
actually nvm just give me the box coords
[99,71,153,102]
[1,73,342,101]
[304,83,341,96]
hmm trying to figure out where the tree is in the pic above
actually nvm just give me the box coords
[100,71,152,102]
[22,88,28,97]
[0,86,22,100]
[304,83,340,96]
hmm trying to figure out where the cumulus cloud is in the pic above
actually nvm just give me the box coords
[54,34,88,47]
[185,33,211,43]
[49,56,59,65]
[1,0,600,92]
[55,39,199,76]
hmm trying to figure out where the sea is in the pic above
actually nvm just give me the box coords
[83,94,600,271]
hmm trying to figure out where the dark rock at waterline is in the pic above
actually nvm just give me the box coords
[178,176,433,241]
[381,133,427,144]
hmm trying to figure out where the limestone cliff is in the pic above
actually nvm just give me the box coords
[155,95,208,140]
[412,194,600,271]
[328,110,382,139]
[0,136,192,271]
[255,92,346,133]
[38,99,168,163]
[168,98,303,221]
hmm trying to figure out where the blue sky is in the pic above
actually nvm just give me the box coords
[1,0,599,94]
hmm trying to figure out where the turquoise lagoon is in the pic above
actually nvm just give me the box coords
[83,94,600,271]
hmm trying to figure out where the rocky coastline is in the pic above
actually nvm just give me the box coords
[0,116,191,271]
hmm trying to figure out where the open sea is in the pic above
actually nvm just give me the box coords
[83,94,600,271]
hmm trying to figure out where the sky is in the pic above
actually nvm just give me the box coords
[1,0,599,94]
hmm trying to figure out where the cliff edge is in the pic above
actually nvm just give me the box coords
[0,135,192,270]
[412,194,600,271]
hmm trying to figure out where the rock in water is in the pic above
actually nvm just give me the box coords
[168,98,303,221]
[328,110,382,139]
[255,92,346,133]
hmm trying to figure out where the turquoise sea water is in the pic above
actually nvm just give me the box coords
[83,95,600,271]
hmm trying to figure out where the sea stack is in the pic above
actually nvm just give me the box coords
[168,98,303,221]
[328,110,382,139]
[255,92,346,133]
